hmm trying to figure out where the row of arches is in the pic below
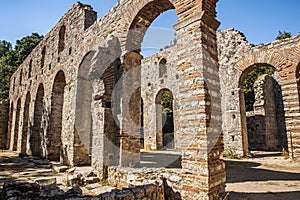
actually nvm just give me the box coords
[5,0,224,198]
[8,70,66,162]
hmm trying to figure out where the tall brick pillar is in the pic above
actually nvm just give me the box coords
[119,52,142,167]
[174,0,226,198]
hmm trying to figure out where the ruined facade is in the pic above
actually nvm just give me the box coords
[1,0,300,199]
[1,0,225,199]
[218,28,300,158]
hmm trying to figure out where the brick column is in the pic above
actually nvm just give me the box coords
[174,10,226,199]
[119,52,142,167]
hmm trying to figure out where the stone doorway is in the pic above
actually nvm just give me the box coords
[48,71,66,162]
[31,84,44,157]
[155,89,174,150]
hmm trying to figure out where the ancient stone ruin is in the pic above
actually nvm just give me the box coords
[0,0,300,199]
[218,28,300,157]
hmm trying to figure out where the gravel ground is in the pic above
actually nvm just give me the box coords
[225,151,300,200]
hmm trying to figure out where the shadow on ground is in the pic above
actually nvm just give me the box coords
[228,191,300,200]
[226,160,300,183]
[225,152,300,200]
[140,151,182,168]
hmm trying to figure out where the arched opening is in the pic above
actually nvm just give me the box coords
[41,46,46,69]
[159,58,167,78]
[48,71,66,161]
[126,0,177,55]
[31,84,44,157]
[21,92,30,154]
[75,51,95,166]
[141,9,178,57]
[58,25,66,53]
[19,69,23,86]
[155,89,174,150]
[12,77,15,91]
[13,98,21,151]
[28,59,32,78]
[239,64,287,152]
[121,0,182,169]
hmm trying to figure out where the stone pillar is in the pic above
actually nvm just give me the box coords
[89,36,121,177]
[119,52,142,167]
[0,100,9,149]
[174,8,226,199]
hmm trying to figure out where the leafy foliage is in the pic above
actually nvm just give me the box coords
[0,33,43,100]
[276,31,292,40]
[243,66,275,111]
[0,40,12,58]
[0,64,17,99]
[161,90,173,114]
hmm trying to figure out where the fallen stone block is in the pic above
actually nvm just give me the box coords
[35,177,56,186]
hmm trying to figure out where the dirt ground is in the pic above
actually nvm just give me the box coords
[0,150,300,199]
[225,151,300,200]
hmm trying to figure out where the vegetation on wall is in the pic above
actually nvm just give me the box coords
[0,33,43,100]
[243,66,276,111]
[276,31,292,40]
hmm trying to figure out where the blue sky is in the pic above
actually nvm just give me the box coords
[0,0,299,53]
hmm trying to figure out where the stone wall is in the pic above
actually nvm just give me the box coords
[141,46,179,151]
[217,28,252,154]
[0,182,164,199]
[0,100,9,149]
[218,28,300,158]
[107,166,184,198]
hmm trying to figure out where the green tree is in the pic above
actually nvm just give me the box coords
[276,31,292,40]
[243,66,276,111]
[0,40,12,58]
[0,64,17,100]
[14,33,44,66]
[0,33,43,100]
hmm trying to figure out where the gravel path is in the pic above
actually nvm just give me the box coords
[226,151,300,200]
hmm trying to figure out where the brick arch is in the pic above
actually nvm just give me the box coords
[235,46,300,79]
[233,43,300,158]
[235,50,285,73]
[121,0,218,52]
[238,63,277,89]
[125,0,176,53]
